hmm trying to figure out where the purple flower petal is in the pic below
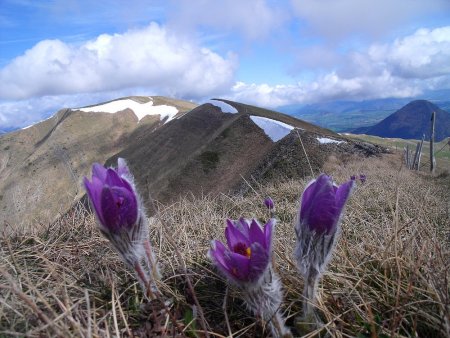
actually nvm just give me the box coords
[301,175,338,233]
[84,176,105,225]
[305,199,338,234]
[300,174,330,218]
[105,168,124,188]
[211,215,274,284]
[225,219,251,249]
[237,217,250,237]
[210,239,252,283]
[209,240,228,267]
[299,173,355,234]
[112,186,138,227]
[120,175,135,195]
[92,163,108,182]
[100,186,121,232]
[100,185,138,232]
[225,251,251,281]
[263,218,275,251]
[248,242,269,281]
[208,241,241,282]
[84,160,139,234]
[248,219,265,247]
[335,180,355,211]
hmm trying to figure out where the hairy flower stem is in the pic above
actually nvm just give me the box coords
[133,262,151,297]
[133,261,161,300]
[241,267,292,338]
[295,269,325,336]
[303,269,319,320]
[143,239,160,292]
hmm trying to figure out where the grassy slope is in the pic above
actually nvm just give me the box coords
[0,153,448,337]
[0,97,197,227]
[0,109,141,226]
[344,134,450,172]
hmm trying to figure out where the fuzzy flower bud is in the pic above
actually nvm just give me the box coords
[84,159,160,298]
[264,197,275,211]
[294,174,354,328]
[299,174,354,235]
[84,162,137,233]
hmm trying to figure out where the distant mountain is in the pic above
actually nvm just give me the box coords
[356,100,450,141]
[277,90,450,132]
[0,96,384,227]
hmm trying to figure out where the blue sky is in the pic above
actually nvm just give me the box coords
[1,0,450,129]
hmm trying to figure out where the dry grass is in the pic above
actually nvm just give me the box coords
[1,154,449,337]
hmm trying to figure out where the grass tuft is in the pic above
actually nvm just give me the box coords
[0,154,448,337]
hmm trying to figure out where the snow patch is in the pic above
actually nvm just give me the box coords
[317,137,345,144]
[75,98,178,123]
[250,116,294,142]
[205,99,238,114]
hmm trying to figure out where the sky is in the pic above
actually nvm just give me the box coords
[1,0,450,129]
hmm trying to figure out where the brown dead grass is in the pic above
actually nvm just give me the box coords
[0,154,449,337]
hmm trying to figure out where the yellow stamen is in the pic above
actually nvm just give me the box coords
[245,247,251,257]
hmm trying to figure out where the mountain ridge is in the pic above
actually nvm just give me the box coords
[0,96,384,227]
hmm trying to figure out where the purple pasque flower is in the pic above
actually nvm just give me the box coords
[264,197,275,211]
[295,174,355,324]
[299,174,355,235]
[84,159,160,298]
[350,175,356,181]
[210,217,291,337]
[209,218,274,285]
[84,161,138,233]
[359,174,367,184]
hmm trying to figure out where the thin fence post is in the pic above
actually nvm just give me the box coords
[430,112,436,173]
[406,145,410,169]
[416,134,425,171]
[412,142,420,170]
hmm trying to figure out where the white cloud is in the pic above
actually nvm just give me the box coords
[0,22,237,100]
[230,82,302,107]
[167,0,285,40]
[290,0,450,40]
[233,26,450,108]
[2,18,450,130]
[229,72,421,108]
[367,27,450,79]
